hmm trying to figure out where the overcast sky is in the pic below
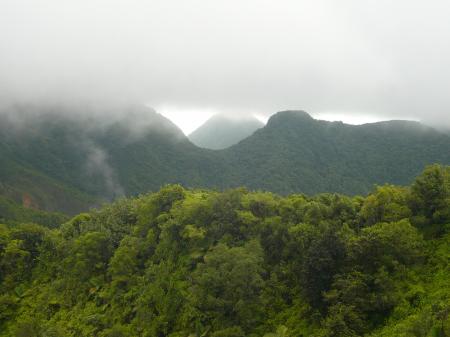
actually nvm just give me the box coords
[1,0,450,133]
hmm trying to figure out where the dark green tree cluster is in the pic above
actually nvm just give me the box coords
[0,165,449,336]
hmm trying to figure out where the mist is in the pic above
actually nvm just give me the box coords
[1,0,450,128]
[84,144,124,198]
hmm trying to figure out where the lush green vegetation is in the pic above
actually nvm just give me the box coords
[223,111,450,195]
[0,165,448,336]
[0,195,67,228]
[1,107,449,214]
[0,158,98,215]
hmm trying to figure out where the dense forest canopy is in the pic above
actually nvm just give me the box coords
[0,164,449,336]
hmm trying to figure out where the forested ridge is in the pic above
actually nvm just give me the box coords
[1,106,449,214]
[0,164,449,336]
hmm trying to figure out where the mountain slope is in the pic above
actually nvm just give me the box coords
[0,105,182,212]
[0,107,449,213]
[189,114,263,149]
[0,138,98,214]
[0,104,221,212]
[223,110,450,194]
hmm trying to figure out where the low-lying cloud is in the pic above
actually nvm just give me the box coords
[1,0,450,128]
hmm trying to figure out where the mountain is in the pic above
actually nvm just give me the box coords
[0,106,449,214]
[222,110,450,194]
[189,114,263,149]
[0,104,197,213]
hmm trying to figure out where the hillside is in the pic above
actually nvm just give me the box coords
[0,104,215,213]
[0,106,449,214]
[0,165,449,336]
[189,114,264,149]
[222,110,450,194]
[0,138,98,215]
[0,195,67,228]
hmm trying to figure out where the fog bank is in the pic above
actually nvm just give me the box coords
[1,0,450,128]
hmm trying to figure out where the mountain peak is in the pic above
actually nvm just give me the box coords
[277,110,313,118]
[189,114,264,150]
[266,110,314,128]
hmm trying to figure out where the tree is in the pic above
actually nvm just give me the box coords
[348,219,424,275]
[189,240,265,334]
[300,224,346,309]
[410,164,450,224]
[264,325,290,337]
[68,231,112,283]
[360,185,411,226]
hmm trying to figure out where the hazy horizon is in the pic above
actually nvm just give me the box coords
[0,100,426,137]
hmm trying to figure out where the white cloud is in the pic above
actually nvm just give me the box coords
[1,0,449,127]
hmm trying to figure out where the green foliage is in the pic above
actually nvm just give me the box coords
[263,325,290,337]
[0,195,68,228]
[190,241,264,333]
[360,185,411,226]
[410,164,450,225]
[0,166,449,336]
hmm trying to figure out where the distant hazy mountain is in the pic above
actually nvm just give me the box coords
[0,106,449,213]
[189,114,263,149]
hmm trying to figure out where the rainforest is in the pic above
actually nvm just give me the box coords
[0,164,448,337]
